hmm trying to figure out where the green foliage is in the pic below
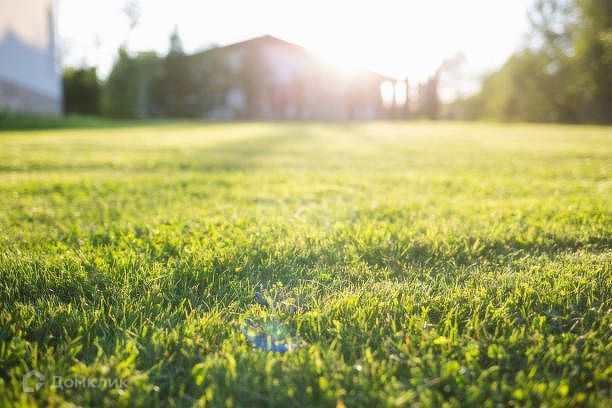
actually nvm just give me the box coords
[475,51,566,122]
[464,0,611,124]
[168,27,184,55]
[148,53,193,118]
[102,48,158,119]
[110,31,230,119]
[189,49,233,115]
[148,30,197,118]
[0,122,610,406]
[63,67,102,115]
[573,0,612,121]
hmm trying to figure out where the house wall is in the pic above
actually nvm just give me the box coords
[0,0,62,115]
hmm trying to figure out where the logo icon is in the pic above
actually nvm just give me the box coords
[23,370,45,393]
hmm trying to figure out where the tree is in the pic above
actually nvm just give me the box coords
[479,51,561,122]
[168,27,183,55]
[63,67,101,115]
[457,0,611,123]
[123,0,141,31]
[525,0,611,122]
[573,0,612,122]
[528,0,577,57]
[148,28,198,117]
[102,48,158,118]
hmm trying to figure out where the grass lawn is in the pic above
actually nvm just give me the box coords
[0,122,610,407]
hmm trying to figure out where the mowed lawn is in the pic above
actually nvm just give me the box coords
[0,122,610,407]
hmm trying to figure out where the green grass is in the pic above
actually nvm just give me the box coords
[0,122,610,407]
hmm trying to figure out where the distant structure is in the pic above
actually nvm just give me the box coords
[108,35,411,120]
[136,35,402,121]
[0,0,62,115]
[190,35,393,120]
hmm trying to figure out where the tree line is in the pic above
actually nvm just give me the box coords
[452,0,611,123]
[64,30,228,119]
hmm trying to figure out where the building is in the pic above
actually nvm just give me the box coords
[111,35,404,120]
[190,35,394,120]
[0,0,62,115]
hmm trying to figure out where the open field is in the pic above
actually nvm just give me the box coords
[0,122,610,407]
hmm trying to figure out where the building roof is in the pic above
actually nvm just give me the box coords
[193,34,395,82]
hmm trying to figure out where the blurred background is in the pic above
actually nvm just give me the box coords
[0,0,610,123]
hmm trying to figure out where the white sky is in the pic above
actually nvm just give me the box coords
[57,0,534,100]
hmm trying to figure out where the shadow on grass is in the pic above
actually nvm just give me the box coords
[0,114,363,132]
[4,227,607,313]
[0,122,312,174]
[0,114,153,131]
[0,114,258,132]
